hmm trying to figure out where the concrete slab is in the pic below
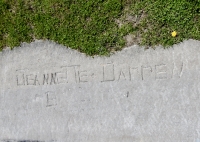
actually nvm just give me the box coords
[1,39,200,142]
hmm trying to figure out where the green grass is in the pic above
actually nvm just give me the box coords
[129,0,200,47]
[0,0,200,55]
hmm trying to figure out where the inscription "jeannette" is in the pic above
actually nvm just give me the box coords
[16,65,81,86]
[16,62,184,86]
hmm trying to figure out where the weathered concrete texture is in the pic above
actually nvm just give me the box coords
[1,39,200,142]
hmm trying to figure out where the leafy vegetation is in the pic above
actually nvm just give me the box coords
[0,0,200,55]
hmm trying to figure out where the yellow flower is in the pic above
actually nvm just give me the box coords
[171,31,177,37]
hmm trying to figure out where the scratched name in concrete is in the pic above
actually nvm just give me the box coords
[16,62,184,86]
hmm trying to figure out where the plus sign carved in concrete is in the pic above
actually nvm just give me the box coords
[0,39,200,142]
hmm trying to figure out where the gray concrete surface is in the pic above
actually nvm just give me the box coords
[0,39,200,142]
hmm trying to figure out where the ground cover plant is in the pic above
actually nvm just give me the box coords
[0,0,200,55]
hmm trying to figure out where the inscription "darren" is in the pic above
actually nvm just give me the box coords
[101,62,183,82]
